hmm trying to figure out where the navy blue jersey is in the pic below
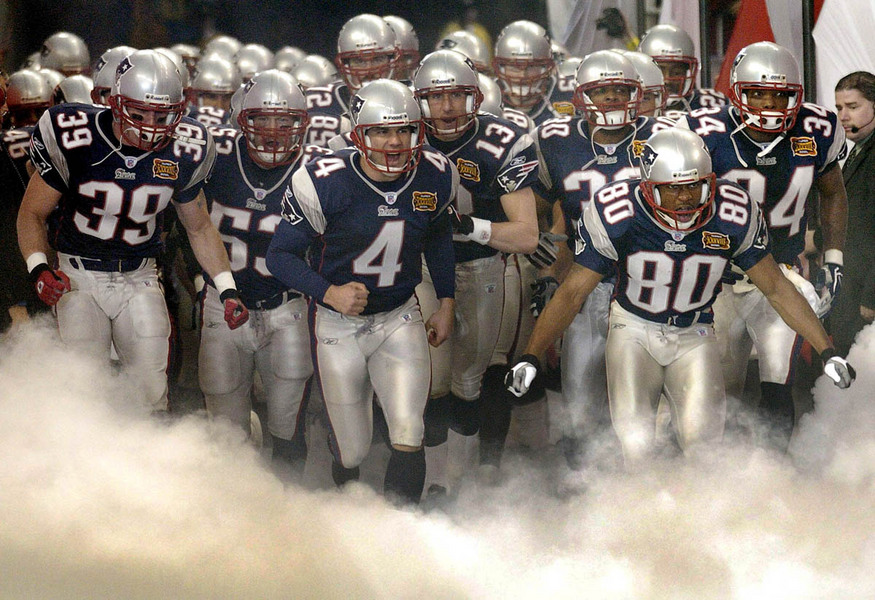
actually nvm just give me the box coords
[521,79,565,128]
[548,71,577,118]
[268,146,458,315]
[427,113,539,263]
[576,178,770,323]
[30,103,215,260]
[680,103,846,264]
[186,105,232,127]
[534,115,659,240]
[203,126,330,303]
[664,88,728,118]
[2,126,34,191]
[304,82,352,147]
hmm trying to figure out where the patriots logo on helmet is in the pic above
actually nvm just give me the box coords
[641,144,658,176]
[351,96,365,120]
[116,56,134,80]
[439,39,458,49]
[243,78,255,94]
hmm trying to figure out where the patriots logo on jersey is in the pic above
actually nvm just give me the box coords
[497,160,538,193]
[281,188,304,225]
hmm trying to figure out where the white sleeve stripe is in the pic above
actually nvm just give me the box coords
[293,167,327,234]
[500,132,535,171]
[183,134,216,191]
[733,196,762,257]
[37,112,70,186]
[583,202,618,261]
[824,120,846,168]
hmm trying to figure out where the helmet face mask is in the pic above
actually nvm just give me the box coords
[729,42,803,133]
[493,21,555,109]
[109,51,185,152]
[237,70,309,168]
[572,51,641,129]
[188,55,240,110]
[639,129,716,232]
[349,79,424,175]
[413,50,483,138]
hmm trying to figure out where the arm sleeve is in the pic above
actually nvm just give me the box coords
[423,207,456,300]
[266,219,332,301]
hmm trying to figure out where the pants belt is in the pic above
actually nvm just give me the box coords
[249,290,301,311]
[666,310,714,328]
[69,256,147,272]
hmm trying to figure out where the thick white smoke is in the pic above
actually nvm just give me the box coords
[1,318,873,599]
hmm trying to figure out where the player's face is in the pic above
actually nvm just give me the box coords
[424,89,470,140]
[742,87,791,111]
[344,54,393,89]
[585,83,633,126]
[117,104,179,148]
[656,181,701,224]
[835,88,875,142]
[249,113,300,156]
[362,124,415,177]
[639,90,659,117]
[658,62,689,96]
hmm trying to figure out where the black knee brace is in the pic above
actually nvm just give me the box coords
[384,447,426,505]
[331,461,360,487]
[450,393,481,436]
[479,364,513,467]
[424,394,452,446]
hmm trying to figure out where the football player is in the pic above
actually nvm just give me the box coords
[532,50,661,470]
[678,41,849,451]
[200,70,329,477]
[304,14,400,148]
[507,128,855,468]
[411,50,539,490]
[186,54,241,127]
[493,20,561,127]
[17,50,249,413]
[266,79,457,505]
[638,24,726,116]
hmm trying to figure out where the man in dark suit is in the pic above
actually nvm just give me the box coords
[832,71,875,355]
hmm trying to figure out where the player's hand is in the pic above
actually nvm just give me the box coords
[425,301,454,348]
[820,348,855,389]
[526,232,566,269]
[220,289,249,330]
[530,276,559,318]
[505,354,540,397]
[324,282,369,316]
[814,262,843,313]
[447,205,491,244]
[720,266,744,285]
[30,265,71,306]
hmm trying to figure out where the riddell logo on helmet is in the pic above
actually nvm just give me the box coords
[660,48,683,56]
[511,51,534,58]
[144,92,171,103]
[381,113,409,122]
[432,78,455,85]
[672,169,698,180]
[599,70,623,79]
[760,73,786,83]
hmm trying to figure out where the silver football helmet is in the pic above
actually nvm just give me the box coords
[349,79,424,174]
[188,54,241,109]
[155,47,190,89]
[573,50,641,128]
[477,73,503,115]
[274,46,307,73]
[54,74,94,104]
[551,41,570,64]
[436,30,492,75]
[335,14,400,92]
[170,43,200,75]
[237,69,309,168]
[729,41,803,133]
[413,50,482,137]
[40,32,90,76]
[39,68,65,93]
[227,83,247,130]
[6,69,53,127]
[292,54,339,89]
[203,35,242,61]
[493,20,555,109]
[616,50,666,117]
[638,24,698,102]
[92,46,137,105]
[109,50,185,151]
[639,128,716,231]
[383,15,420,80]
[236,44,274,82]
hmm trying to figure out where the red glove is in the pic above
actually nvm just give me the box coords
[220,289,249,330]
[31,265,71,306]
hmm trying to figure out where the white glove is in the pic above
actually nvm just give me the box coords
[821,349,856,389]
[505,354,540,397]
[526,232,567,269]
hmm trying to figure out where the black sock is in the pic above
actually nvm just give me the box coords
[759,382,795,453]
[479,364,513,467]
[331,460,360,487]
[271,434,307,476]
[384,448,426,505]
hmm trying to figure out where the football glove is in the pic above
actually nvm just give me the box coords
[447,205,491,244]
[820,348,855,389]
[505,354,540,397]
[530,276,559,318]
[526,232,567,269]
[814,262,843,314]
[220,289,249,330]
[30,264,71,306]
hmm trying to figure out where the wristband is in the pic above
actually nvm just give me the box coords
[26,252,49,273]
[219,288,240,303]
[213,271,236,295]
[823,249,843,266]
[467,217,492,245]
[819,348,838,362]
[518,353,541,372]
